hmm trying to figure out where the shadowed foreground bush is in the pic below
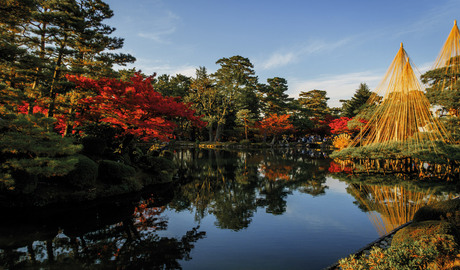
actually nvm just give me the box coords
[65,155,98,189]
[98,160,136,184]
[392,220,460,246]
[339,234,459,270]
[413,199,460,223]
[340,199,460,270]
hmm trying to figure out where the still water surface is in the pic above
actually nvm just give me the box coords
[0,148,457,269]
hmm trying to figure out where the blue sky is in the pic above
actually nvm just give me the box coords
[107,0,460,107]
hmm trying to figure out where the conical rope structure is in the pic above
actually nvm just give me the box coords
[330,23,460,180]
[346,43,451,153]
[432,20,460,76]
[423,20,460,117]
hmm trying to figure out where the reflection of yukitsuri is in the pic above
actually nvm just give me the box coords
[347,184,455,236]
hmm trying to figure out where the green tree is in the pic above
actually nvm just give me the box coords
[288,99,314,137]
[212,55,258,141]
[153,74,192,98]
[187,67,218,141]
[0,113,81,192]
[298,89,330,119]
[421,56,460,117]
[236,109,256,140]
[297,89,331,135]
[258,77,293,115]
[0,0,135,123]
[69,0,135,78]
[340,83,372,117]
[0,0,38,111]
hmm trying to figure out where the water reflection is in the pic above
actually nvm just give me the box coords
[1,148,457,269]
[346,183,456,236]
[0,189,205,269]
[171,148,330,230]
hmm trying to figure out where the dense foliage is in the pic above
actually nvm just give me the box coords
[340,83,373,118]
[256,114,294,144]
[339,234,459,270]
[68,74,206,141]
[0,113,81,191]
[2,0,459,203]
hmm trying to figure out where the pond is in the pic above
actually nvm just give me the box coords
[0,148,458,269]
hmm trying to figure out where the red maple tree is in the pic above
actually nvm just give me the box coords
[329,117,352,134]
[67,74,206,141]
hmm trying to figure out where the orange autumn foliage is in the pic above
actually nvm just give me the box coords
[259,164,292,181]
[257,113,294,138]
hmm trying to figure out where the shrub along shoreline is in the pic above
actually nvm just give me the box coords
[335,198,460,270]
[0,139,177,208]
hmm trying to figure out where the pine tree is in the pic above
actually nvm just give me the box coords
[0,0,38,109]
[187,67,218,141]
[341,83,372,118]
[0,0,135,121]
[153,74,192,98]
[298,89,330,119]
[212,55,258,141]
[0,113,82,191]
[421,57,460,117]
[259,77,293,115]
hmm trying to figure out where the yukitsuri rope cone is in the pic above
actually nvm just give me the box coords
[422,20,460,117]
[346,43,451,153]
[431,20,460,83]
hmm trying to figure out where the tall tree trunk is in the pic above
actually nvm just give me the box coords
[64,107,74,136]
[214,123,222,142]
[48,33,68,118]
[271,135,277,145]
[29,21,48,114]
[244,119,248,140]
[208,122,214,142]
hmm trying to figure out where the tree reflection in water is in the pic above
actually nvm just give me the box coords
[170,148,330,230]
[0,148,331,268]
[0,195,205,269]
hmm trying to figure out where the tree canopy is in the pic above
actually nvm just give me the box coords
[340,83,372,118]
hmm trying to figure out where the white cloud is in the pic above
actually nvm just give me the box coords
[171,65,197,77]
[262,52,296,69]
[260,38,351,70]
[137,10,180,44]
[138,27,176,44]
[288,70,383,108]
[119,58,198,78]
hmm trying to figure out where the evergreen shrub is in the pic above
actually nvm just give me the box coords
[392,220,459,246]
[160,150,174,161]
[98,160,136,184]
[240,139,251,145]
[339,234,459,270]
[81,136,106,156]
[65,155,98,189]
[144,156,175,174]
[413,199,460,223]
